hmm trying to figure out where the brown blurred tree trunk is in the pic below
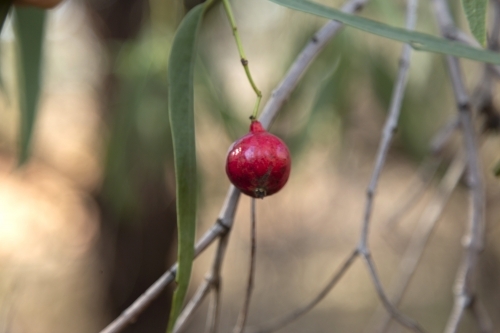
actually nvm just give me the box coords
[84,1,177,332]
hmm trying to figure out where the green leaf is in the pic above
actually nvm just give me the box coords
[15,8,46,165]
[461,0,487,47]
[166,2,215,331]
[270,0,500,64]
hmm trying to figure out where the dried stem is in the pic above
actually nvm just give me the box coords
[430,1,489,333]
[233,198,257,333]
[368,152,466,333]
[252,250,359,333]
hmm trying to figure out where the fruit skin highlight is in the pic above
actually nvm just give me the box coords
[226,120,291,198]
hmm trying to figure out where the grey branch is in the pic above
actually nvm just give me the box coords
[258,0,368,129]
[368,152,466,333]
[430,1,489,333]
[251,249,359,333]
[357,0,426,331]
[363,254,425,333]
[358,0,418,250]
[99,187,241,333]
[430,115,460,155]
[205,233,231,333]
[383,114,460,234]
[174,227,232,333]
[471,298,494,333]
[174,278,212,333]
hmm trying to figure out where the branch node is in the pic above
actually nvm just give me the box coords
[216,218,231,234]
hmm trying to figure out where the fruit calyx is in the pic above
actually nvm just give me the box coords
[249,119,265,133]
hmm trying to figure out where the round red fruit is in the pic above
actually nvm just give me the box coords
[226,120,291,198]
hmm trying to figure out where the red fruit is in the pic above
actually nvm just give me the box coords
[226,120,291,198]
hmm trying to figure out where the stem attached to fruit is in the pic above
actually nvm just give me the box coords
[222,0,262,119]
[233,198,257,333]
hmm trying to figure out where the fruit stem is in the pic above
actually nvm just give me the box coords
[222,0,262,120]
[233,197,257,333]
[250,95,262,120]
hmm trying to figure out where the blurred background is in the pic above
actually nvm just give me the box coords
[0,0,500,332]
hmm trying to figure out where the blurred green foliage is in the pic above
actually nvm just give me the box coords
[15,7,45,164]
[101,32,174,222]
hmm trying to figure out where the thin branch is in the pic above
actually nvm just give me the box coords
[173,233,232,333]
[357,0,418,250]
[233,198,257,333]
[205,274,221,333]
[99,187,240,333]
[436,9,500,79]
[174,206,234,333]
[258,0,369,129]
[368,152,466,333]
[173,279,212,333]
[471,298,494,333]
[383,114,460,233]
[489,0,500,51]
[444,295,468,333]
[355,0,426,331]
[256,0,426,331]
[430,115,460,155]
[382,157,440,233]
[99,0,372,331]
[205,234,230,333]
[251,249,359,333]
[363,254,425,333]
[430,1,488,333]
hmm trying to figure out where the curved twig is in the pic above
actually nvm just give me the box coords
[430,1,489,332]
[233,198,257,333]
[99,188,240,333]
[367,152,466,333]
[251,249,359,333]
[355,0,427,331]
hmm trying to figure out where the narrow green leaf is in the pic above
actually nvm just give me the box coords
[461,0,487,47]
[15,8,46,165]
[270,0,500,64]
[166,1,214,331]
